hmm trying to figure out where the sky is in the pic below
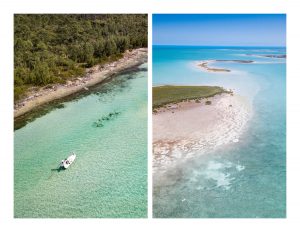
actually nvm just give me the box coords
[153,14,286,47]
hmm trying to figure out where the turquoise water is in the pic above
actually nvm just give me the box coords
[153,46,286,218]
[14,64,148,218]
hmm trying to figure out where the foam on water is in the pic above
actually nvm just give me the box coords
[191,161,237,190]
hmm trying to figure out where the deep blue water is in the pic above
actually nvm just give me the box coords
[153,46,286,218]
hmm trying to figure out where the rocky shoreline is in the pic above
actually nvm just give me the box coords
[14,48,147,118]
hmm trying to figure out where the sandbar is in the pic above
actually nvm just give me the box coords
[196,60,253,73]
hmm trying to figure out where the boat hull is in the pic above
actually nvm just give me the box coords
[60,154,76,169]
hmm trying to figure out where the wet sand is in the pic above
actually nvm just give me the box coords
[153,93,252,171]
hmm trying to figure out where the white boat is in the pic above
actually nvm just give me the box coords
[60,152,76,169]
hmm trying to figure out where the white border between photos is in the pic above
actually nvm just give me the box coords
[0,0,300,231]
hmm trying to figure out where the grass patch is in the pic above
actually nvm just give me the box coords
[153,85,229,109]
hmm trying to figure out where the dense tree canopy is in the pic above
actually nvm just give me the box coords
[14,14,148,100]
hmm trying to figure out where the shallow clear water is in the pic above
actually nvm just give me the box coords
[153,46,286,218]
[14,64,148,218]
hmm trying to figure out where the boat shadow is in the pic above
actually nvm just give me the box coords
[51,166,65,172]
[47,166,66,180]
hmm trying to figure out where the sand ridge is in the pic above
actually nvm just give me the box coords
[196,59,253,73]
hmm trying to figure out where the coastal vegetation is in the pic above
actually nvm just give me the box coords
[14,14,148,101]
[153,85,229,109]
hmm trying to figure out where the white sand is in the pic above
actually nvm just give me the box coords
[153,93,252,171]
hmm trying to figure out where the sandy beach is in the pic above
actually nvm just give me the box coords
[14,48,147,118]
[153,93,252,171]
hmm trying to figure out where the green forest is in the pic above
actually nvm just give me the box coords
[14,14,148,100]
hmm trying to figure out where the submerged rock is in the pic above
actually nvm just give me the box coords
[93,111,121,128]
